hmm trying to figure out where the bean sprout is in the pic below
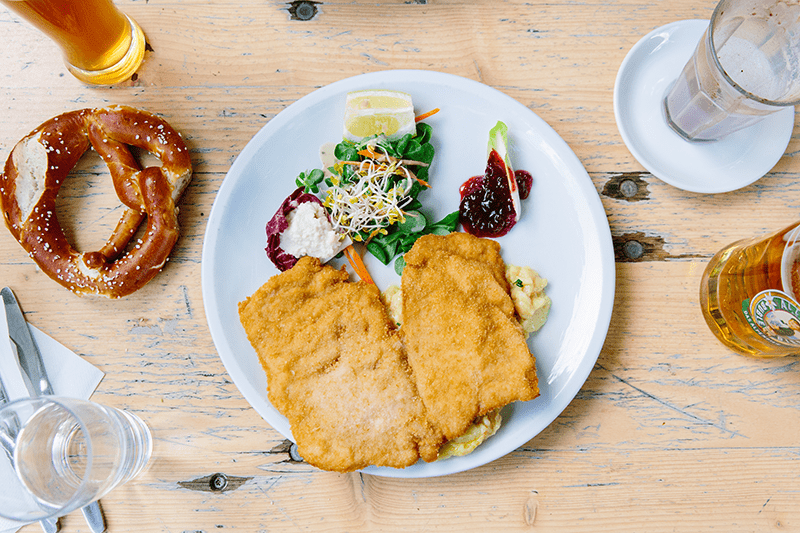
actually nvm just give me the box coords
[322,139,418,241]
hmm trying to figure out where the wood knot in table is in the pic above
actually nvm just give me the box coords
[271,438,306,463]
[614,232,669,262]
[614,231,706,262]
[602,173,650,201]
[177,472,251,493]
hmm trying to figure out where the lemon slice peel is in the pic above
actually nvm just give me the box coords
[344,90,416,142]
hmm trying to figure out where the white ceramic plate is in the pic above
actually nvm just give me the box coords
[201,70,615,478]
[614,20,794,194]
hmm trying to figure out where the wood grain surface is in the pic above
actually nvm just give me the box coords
[2,0,799,531]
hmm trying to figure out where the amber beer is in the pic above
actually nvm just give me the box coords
[1,0,145,85]
[700,221,800,357]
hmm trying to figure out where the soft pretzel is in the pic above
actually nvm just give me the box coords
[0,105,193,298]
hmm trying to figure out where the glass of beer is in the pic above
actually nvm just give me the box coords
[1,0,146,85]
[663,0,800,141]
[700,221,800,357]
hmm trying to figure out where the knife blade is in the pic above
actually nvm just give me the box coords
[1,287,105,533]
[1,287,53,397]
[80,501,106,533]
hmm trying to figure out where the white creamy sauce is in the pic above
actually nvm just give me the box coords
[281,201,345,262]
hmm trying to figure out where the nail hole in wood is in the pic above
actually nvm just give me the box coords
[209,473,228,491]
[620,179,638,198]
[613,232,679,262]
[289,1,319,21]
[602,173,649,201]
[177,473,251,493]
[623,240,644,260]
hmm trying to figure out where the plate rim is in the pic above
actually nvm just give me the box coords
[201,69,616,478]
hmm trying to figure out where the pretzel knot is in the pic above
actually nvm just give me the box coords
[0,105,193,298]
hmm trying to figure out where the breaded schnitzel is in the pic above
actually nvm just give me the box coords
[238,256,443,472]
[401,232,539,440]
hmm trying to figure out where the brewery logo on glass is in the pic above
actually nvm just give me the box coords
[743,290,800,347]
[741,228,800,347]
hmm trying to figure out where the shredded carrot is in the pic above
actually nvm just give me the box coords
[415,108,440,122]
[407,169,432,189]
[343,244,375,285]
[354,147,430,190]
[357,147,383,159]
[412,176,431,189]
[364,228,384,246]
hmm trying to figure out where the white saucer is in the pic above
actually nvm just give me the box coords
[613,19,795,194]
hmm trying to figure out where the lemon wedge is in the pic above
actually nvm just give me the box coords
[343,90,416,142]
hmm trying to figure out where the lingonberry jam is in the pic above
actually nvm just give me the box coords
[515,170,532,200]
[459,150,530,238]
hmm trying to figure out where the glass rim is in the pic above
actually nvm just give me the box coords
[708,0,800,107]
[0,396,94,522]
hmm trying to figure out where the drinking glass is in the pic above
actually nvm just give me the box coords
[664,0,800,141]
[0,396,152,522]
[0,0,146,85]
[700,220,800,357]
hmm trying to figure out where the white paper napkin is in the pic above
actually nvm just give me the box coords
[0,304,105,532]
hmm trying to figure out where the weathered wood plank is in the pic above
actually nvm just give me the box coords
[3,0,800,531]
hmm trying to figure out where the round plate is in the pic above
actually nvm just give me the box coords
[201,70,615,478]
[614,20,795,194]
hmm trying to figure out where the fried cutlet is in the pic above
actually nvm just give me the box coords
[238,256,444,472]
[401,232,539,440]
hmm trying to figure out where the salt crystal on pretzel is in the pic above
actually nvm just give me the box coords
[0,105,193,298]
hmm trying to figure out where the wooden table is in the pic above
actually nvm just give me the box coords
[2,0,799,531]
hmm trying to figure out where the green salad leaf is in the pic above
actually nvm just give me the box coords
[294,121,451,270]
[295,168,324,193]
[367,209,459,270]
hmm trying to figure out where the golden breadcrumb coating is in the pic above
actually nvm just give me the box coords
[401,232,539,440]
[238,256,443,472]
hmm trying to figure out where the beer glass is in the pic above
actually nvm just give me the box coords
[664,0,800,141]
[0,397,152,522]
[0,0,146,85]
[700,221,800,357]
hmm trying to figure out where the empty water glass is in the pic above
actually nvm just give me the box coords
[664,0,800,141]
[0,396,152,523]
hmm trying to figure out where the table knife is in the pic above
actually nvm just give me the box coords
[1,287,53,397]
[1,287,106,533]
